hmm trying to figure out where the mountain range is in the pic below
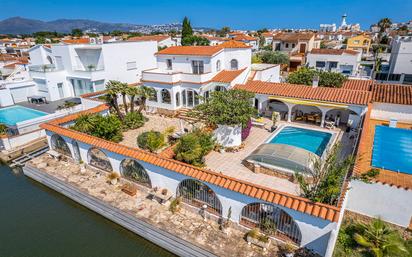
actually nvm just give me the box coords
[0,17,198,35]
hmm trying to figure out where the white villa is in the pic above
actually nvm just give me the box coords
[23,41,157,103]
[142,40,280,114]
[306,49,362,76]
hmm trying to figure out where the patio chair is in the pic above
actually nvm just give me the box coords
[325,121,335,130]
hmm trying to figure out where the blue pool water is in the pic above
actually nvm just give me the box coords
[372,125,412,174]
[269,126,332,156]
[0,106,47,126]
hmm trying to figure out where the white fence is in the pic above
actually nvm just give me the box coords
[0,129,46,151]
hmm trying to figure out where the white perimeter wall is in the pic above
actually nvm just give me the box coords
[346,180,412,227]
[371,102,412,122]
[45,130,341,256]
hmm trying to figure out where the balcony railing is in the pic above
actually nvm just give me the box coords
[142,69,214,84]
[72,65,104,72]
[28,64,62,72]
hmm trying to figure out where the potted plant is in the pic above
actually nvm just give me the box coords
[79,160,86,174]
[169,197,182,214]
[246,228,271,251]
[107,172,120,185]
[87,64,96,71]
[161,188,168,196]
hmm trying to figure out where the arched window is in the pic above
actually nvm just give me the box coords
[230,59,238,70]
[87,147,112,171]
[51,134,71,156]
[182,90,187,106]
[71,140,81,161]
[176,179,222,216]
[194,91,200,106]
[149,88,158,102]
[161,89,171,104]
[47,56,53,64]
[120,159,151,188]
[240,203,302,244]
[175,92,180,107]
[216,60,221,71]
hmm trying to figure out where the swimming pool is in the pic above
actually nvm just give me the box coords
[372,125,412,174]
[268,126,332,156]
[0,106,48,126]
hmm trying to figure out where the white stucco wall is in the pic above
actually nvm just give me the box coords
[214,125,242,147]
[371,102,412,122]
[389,37,412,74]
[346,180,412,227]
[44,129,340,256]
[306,52,361,75]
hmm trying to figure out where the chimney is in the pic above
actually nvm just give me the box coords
[312,75,319,88]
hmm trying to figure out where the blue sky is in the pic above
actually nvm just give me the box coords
[1,0,411,30]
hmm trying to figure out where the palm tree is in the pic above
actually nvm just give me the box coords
[105,80,124,120]
[126,86,139,113]
[377,18,392,33]
[117,82,129,114]
[137,86,156,112]
[353,218,408,257]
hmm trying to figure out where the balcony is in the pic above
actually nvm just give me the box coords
[69,64,105,82]
[28,64,63,73]
[142,68,214,84]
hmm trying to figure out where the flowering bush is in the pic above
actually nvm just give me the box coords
[241,119,252,141]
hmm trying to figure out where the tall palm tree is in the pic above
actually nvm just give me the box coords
[353,218,408,257]
[137,86,156,112]
[126,86,139,113]
[377,18,392,33]
[105,80,124,120]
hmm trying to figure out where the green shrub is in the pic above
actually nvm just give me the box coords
[174,130,215,167]
[71,114,123,142]
[0,123,7,135]
[137,131,165,152]
[122,111,145,130]
[287,67,347,88]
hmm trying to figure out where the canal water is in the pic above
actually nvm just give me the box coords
[0,165,175,257]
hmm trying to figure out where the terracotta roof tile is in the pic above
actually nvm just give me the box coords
[210,68,246,83]
[372,84,412,105]
[273,32,314,42]
[156,46,222,56]
[235,80,371,105]
[218,40,251,48]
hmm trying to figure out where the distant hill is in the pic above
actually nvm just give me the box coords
[0,17,202,34]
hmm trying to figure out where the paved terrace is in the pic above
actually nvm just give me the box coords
[205,120,353,196]
[28,155,279,257]
[17,97,81,114]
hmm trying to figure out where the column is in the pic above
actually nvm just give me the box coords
[321,111,326,127]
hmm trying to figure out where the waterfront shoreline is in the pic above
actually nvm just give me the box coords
[23,164,217,257]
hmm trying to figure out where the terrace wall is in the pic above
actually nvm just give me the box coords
[346,180,412,228]
[45,130,340,256]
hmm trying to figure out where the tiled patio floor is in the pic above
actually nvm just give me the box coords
[205,120,353,196]
[29,155,279,257]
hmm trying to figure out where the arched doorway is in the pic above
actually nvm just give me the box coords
[161,89,171,104]
[120,159,151,188]
[240,202,302,244]
[71,140,81,161]
[325,108,354,127]
[291,104,322,125]
[265,99,289,120]
[51,134,71,156]
[87,147,113,171]
[176,179,222,216]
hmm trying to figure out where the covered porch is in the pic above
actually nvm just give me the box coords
[259,96,362,129]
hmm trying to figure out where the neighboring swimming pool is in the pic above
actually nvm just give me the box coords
[372,125,412,174]
[268,126,332,156]
[0,106,48,126]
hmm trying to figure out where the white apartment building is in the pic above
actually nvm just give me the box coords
[388,36,412,75]
[141,40,279,113]
[307,49,362,76]
[26,41,157,102]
